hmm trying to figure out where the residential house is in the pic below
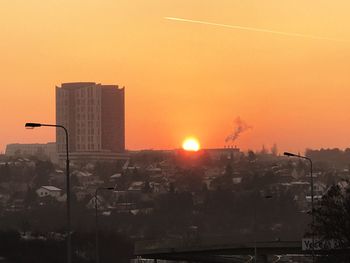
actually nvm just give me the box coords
[86,195,107,210]
[36,186,62,199]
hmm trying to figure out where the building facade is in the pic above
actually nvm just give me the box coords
[56,82,125,162]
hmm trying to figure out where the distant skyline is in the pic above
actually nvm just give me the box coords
[1,1,350,153]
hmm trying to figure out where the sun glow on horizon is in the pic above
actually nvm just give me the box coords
[182,137,201,152]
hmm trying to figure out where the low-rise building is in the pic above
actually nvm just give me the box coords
[36,186,62,199]
[5,143,58,163]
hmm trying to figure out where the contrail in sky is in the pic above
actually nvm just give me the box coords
[164,17,348,42]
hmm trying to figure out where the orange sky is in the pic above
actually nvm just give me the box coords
[1,0,350,153]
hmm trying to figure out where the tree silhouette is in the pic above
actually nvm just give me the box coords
[33,160,54,187]
[313,184,350,244]
[311,183,350,262]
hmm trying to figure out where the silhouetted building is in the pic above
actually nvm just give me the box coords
[204,147,241,160]
[56,82,126,163]
[5,143,58,163]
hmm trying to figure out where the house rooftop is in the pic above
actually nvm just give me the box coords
[41,186,62,191]
[111,173,122,179]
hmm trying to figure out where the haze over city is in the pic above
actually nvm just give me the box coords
[2,2,350,263]
[1,0,350,153]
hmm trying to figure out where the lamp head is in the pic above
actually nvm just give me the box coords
[25,123,42,129]
[284,152,296,157]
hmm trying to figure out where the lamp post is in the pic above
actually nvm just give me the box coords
[284,151,314,262]
[25,122,71,263]
[95,187,114,263]
[254,194,273,263]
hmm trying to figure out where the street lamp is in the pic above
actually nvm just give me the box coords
[95,187,114,263]
[25,122,71,263]
[254,194,273,263]
[284,151,314,262]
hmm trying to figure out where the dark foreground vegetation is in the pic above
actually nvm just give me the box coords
[0,230,133,263]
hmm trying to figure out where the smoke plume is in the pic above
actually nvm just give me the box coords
[225,117,252,143]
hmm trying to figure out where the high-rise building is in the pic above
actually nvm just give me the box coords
[56,82,125,162]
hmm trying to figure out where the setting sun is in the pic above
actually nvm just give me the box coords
[182,137,201,152]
